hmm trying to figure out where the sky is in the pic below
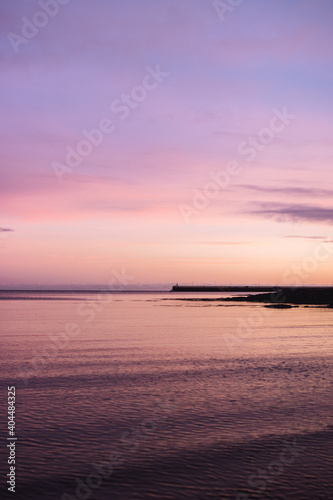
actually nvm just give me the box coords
[1,0,333,288]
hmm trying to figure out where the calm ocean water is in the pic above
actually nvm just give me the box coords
[0,291,332,499]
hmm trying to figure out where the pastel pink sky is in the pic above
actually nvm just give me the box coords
[1,0,333,287]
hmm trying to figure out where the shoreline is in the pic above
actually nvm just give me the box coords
[221,287,333,307]
[171,285,333,306]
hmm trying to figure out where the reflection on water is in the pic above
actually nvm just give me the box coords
[0,292,332,499]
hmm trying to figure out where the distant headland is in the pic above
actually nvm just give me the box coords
[171,285,276,292]
[171,285,333,306]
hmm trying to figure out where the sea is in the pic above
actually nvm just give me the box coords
[0,291,332,500]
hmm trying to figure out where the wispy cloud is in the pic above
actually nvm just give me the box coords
[250,203,333,224]
[238,185,333,198]
[283,235,333,242]
[283,235,324,240]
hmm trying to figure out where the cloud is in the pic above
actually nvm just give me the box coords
[250,203,333,224]
[283,235,333,242]
[283,235,324,240]
[238,185,333,198]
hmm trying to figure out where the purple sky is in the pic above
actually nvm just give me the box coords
[1,0,333,287]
